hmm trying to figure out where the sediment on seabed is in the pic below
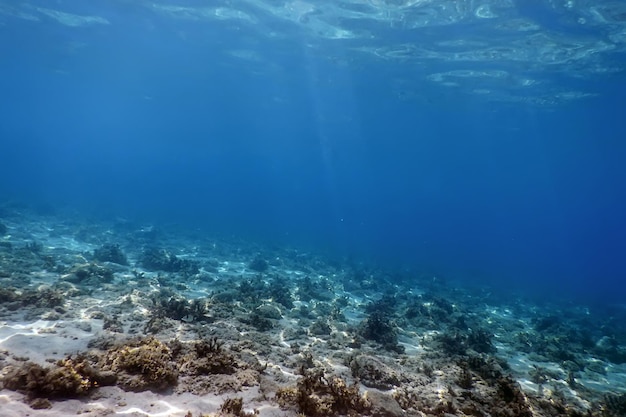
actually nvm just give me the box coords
[0,206,625,417]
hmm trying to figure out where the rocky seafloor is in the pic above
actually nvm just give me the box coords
[0,204,625,417]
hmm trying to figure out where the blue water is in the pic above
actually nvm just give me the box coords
[1,1,625,302]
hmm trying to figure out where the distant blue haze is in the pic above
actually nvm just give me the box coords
[1,1,625,303]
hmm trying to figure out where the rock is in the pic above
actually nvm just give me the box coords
[255,304,282,320]
[366,390,406,417]
[350,355,402,390]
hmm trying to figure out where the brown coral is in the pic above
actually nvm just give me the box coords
[276,368,370,416]
[1,355,113,402]
[100,337,178,392]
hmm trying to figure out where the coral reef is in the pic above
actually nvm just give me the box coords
[467,328,497,354]
[235,275,294,310]
[350,355,401,390]
[180,338,237,375]
[1,356,115,407]
[268,275,293,309]
[183,398,258,417]
[0,286,65,309]
[148,289,208,322]
[276,368,371,416]
[2,211,625,417]
[140,247,199,274]
[100,337,179,392]
[241,311,274,331]
[359,311,404,353]
[601,393,626,417]
[93,243,128,265]
[248,256,268,273]
[298,275,334,302]
[65,263,114,284]
[309,318,332,336]
[218,397,259,416]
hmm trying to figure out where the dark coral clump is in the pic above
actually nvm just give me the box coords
[248,256,269,273]
[268,276,293,309]
[297,275,334,302]
[492,376,533,417]
[309,318,332,336]
[359,311,404,353]
[404,295,456,328]
[242,311,274,331]
[1,286,65,309]
[467,328,496,354]
[66,263,114,284]
[602,393,626,417]
[186,337,237,375]
[140,247,199,274]
[0,286,18,303]
[20,287,66,308]
[235,275,293,310]
[237,278,267,304]
[148,289,208,322]
[219,397,258,416]
[93,243,128,265]
[276,368,370,416]
[364,294,397,316]
[436,328,499,356]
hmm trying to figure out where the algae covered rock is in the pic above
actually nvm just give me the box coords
[100,337,178,392]
[350,355,402,390]
[1,356,115,404]
[276,368,371,416]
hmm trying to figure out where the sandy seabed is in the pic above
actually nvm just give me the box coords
[1,205,625,417]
